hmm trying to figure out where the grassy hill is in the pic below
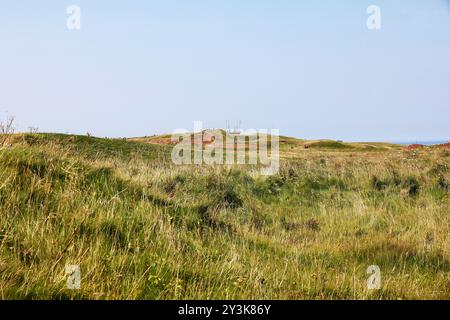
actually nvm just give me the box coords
[0,133,448,299]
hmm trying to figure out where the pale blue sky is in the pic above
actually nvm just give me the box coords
[0,0,449,141]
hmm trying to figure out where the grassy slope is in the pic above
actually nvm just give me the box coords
[0,133,449,299]
[134,133,401,157]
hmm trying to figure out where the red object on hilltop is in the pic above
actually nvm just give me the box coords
[405,142,449,150]
[436,142,450,149]
[406,144,424,150]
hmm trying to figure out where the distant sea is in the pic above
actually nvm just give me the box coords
[392,141,449,146]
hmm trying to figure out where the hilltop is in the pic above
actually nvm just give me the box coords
[130,131,402,154]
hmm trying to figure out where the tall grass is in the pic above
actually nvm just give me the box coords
[0,133,448,299]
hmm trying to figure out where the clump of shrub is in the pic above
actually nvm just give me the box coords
[437,176,449,191]
[429,163,448,176]
[281,217,301,231]
[207,177,244,210]
[251,175,286,197]
[371,175,420,196]
[371,176,389,191]
[281,217,320,232]
[164,174,186,196]
[266,175,286,195]
[221,187,243,209]
[402,176,420,196]
[304,218,320,231]
[23,133,41,146]
[197,205,234,233]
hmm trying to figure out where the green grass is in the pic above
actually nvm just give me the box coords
[0,133,448,299]
[308,140,355,150]
[19,133,170,161]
